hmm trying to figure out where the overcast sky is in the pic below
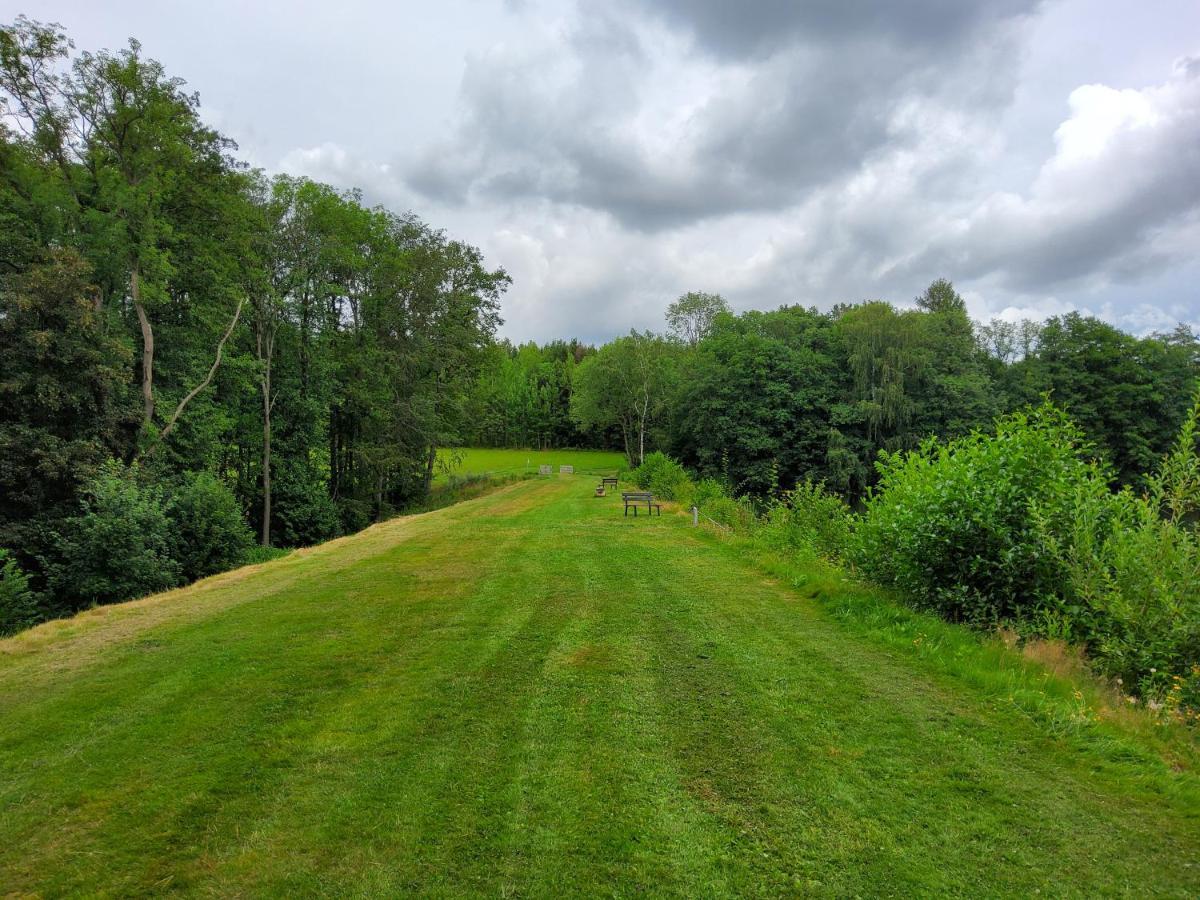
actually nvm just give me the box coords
[13,0,1200,343]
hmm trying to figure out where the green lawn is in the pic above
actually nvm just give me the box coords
[433,446,627,483]
[1,476,1197,896]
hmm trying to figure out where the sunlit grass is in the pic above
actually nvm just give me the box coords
[433,446,627,483]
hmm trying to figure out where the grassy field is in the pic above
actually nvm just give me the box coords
[433,446,626,483]
[1,473,1197,896]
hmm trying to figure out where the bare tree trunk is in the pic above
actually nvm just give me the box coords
[158,298,246,443]
[132,265,155,426]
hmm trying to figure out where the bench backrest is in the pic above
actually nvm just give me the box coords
[622,492,653,500]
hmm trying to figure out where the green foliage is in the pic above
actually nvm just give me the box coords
[851,403,1101,624]
[270,461,342,548]
[572,331,676,467]
[630,451,691,499]
[669,306,842,496]
[851,398,1200,706]
[239,545,291,566]
[0,549,40,636]
[665,290,730,346]
[166,472,254,581]
[0,249,134,543]
[1034,392,1200,700]
[761,480,853,561]
[465,340,599,449]
[45,461,181,610]
[1001,314,1199,485]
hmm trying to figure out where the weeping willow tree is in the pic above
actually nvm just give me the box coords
[838,301,929,448]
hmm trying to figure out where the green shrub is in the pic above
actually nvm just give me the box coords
[0,549,41,636]
[271,463,342,547]
[45,461,181,610]
[240,545,291,566]
[166,472,254,581]
[851,403,1102,625]
[762,480,852,560]
[631,451,691,500]
[1036,394,1200,700]
[686,477,729,511]
[337,498,374,536]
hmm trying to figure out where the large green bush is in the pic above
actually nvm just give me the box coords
[631,451,691,500]
[1036,395,1200,702]
[851,404,1102,624]
[851,399,1200,707]
[45,461,181,610]
[0,549,40,636]
[166,472,254,581]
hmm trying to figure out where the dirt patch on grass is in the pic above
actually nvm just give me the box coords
[564,644,613,669]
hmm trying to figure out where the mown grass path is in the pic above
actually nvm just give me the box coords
[1,476,1197,896]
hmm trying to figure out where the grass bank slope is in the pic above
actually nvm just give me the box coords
[1,476,1197,896]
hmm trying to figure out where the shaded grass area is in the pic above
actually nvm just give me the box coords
[433,447,627,484]
[0,477,1197,896]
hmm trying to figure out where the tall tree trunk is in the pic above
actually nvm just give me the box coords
[424,442,437,495]
[261,355,272,547]
[423,375,440,494]
[132,264,155,426]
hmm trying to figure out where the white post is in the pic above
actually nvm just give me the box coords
[692,506,698,526]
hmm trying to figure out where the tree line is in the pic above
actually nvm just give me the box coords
[554,287,1198,500]
[0,19,506,629]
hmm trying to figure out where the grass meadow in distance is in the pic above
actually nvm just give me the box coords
[434,447,627,484]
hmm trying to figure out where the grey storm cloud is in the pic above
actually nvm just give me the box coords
[627,0,1043,59]
[404,0,1042,231]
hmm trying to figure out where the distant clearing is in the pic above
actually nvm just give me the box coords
[433,447,626,483]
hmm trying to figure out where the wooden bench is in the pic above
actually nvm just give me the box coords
[621,491,661,517]
[600,476,619,489]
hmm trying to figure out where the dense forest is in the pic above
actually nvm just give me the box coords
[1,14,1198,696]
[0,19,507,629]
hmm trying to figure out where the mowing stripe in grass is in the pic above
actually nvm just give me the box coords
[1,475,1197,896]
